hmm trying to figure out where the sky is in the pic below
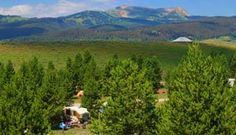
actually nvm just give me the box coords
[0,0,235,18]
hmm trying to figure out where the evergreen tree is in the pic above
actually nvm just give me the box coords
[162,44,236,134]
[131,55,144,68]
[72,53,84,92]
[91,60,158,135]
[82,58,101,118]
[0,62,5,90]
[66,57,73,74]
[27,57,44,89]
[3,60,15,84]
[142,57,162,90]
[39,61,67,128]
[102,55,120,96]
[65,57,74,97]
[131,55,162,89]
[83,51,93,65]
[82,75,101,118]
[228,54,236,78]
[15,58,44,91]
[104,55,120,78]
[0,69,50,134]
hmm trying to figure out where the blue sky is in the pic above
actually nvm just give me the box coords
[0,0,235,17]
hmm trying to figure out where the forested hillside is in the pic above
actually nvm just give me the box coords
[0,6,235,41]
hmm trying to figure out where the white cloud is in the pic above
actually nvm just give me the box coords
[34,0,90,17]
[0,0,115,18]
[0,5,32,16]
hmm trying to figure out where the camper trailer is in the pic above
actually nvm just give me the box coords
[63,105,90,128]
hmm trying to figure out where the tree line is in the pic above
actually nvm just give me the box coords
[89,45,236,135]
[0,44,235,134]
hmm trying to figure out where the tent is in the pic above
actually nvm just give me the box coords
[228,78,235,87]
[172,37,193,43]
[64,106,89,119]
[64,105,90,126]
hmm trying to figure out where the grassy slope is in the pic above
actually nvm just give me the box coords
[0,41,235,71]
[53,128,89,135]
[202,39,236,50]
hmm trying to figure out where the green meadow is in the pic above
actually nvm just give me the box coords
[0,41,235,71]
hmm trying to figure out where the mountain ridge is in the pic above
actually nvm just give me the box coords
[0,6,235,41]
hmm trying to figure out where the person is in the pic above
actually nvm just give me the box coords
[59,121,68,130]
[80,115,89,129]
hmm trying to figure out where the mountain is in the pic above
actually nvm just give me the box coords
[0,6,235,41]
[108,5,189,22]
[61,5,189,27]
[0,15,27,24]
[36,17,236,41]
[61,10,160,28]
[0,6,189,40]
[62,11,118,28]
[0,16,72,40]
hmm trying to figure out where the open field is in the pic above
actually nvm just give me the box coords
[53,128,89,135]
[202,39,236,50]
[0,41,236,71]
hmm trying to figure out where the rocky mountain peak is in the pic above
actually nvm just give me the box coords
[166,6,189,16]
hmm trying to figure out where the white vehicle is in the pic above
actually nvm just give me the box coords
[63,105,90,128]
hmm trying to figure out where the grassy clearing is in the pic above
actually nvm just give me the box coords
[53,128,89,135]
[202,39,236,50]
[0,41,235,71]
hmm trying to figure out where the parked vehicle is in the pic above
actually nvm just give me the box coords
[63,105,90,128]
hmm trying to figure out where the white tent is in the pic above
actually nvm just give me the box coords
[64,105,90,119]
[64,106,89,115]
[228,78,235,87]
[172,37,193,43]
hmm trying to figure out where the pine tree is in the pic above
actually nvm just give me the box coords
[15,58,44,91]
[65,57,74,97]
[72,53,84,92]
[83,51,93,65]
[91,60,158,135]
[0,62,5,90]
[27,57,44,89]
[3,60,15,84]
[82,75,101,118]
[131,55,162,90]
[82,58,101,118]
[0,68,51,134]
[102,55,120,96]
[228,54,236,78]
[39,61,67,128]
[162,44,236,134]
[142,57,162,90]
[104,55,120,78]
[131,55,144,68]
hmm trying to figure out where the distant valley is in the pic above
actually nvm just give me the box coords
[0,5,235,41]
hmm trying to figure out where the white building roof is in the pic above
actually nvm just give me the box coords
[172,37,193,42]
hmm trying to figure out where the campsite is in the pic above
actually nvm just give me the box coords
[0,41,235,134]
[0,0,236,134]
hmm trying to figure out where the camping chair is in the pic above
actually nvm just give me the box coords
[70,116,80,128]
